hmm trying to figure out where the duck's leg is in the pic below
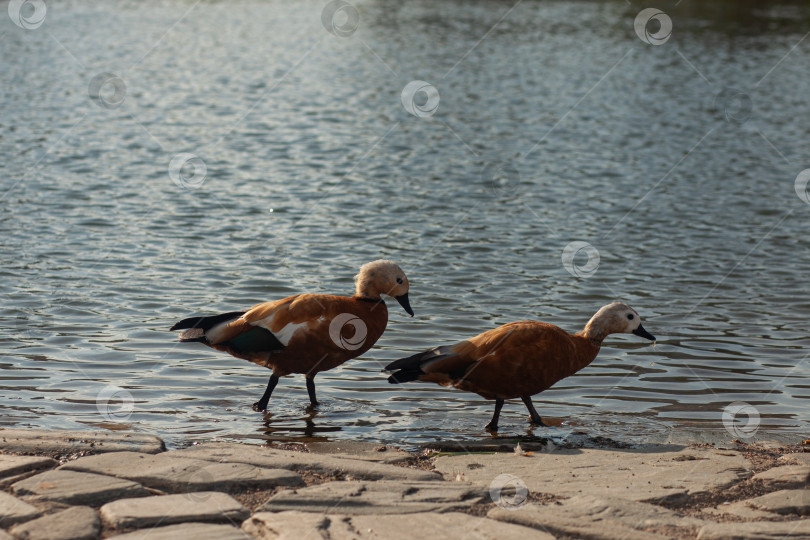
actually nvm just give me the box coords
[521,396,547,427]
[305,376,319,407]
[485,398,504,432]
[253,374,279,411]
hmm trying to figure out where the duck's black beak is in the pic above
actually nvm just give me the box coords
[632,324,655,341]
[395,293,414,316]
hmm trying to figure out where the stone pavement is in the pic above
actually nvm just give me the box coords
[0,428,808,539]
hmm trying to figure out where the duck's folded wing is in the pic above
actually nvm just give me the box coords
[385,342,479,384]
[201,296,307,355]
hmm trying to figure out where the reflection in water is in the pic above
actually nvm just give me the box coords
[1,0,809,449]
[258,410,342,444]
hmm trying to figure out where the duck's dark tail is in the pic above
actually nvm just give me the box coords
[384,346,458,384]
[170,311,246,343]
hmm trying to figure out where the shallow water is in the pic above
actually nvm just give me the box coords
[2,0,809,450]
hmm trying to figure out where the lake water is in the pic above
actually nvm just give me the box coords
[2,0,809,451]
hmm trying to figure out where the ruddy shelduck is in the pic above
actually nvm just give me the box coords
[385,302,655,431]
[171,260,413,411]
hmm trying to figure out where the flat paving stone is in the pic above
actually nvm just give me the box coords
[107,522,251,540]
[0,455,57,479]
[9,506,100,540]
[243,510,551,540]
[305,441,413,465]
[100,492,249,529]
[701,500,777,520]
[697,520,810,540]
[0,429,164,456]
[488,494,702,540]
[434,445,752,503]
[171,443,441,482]
[258,480,486,514]
[61,451,302,492]
[745,489,810,516]
[752,465,810,489]
[780,453,810,466]
[0,491,41,528]
[13,469,149,505]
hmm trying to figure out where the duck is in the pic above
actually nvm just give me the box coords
[385,302,654,431]
[171,260,413,411]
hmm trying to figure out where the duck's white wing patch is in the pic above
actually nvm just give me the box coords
[271,321,309,346]
[251,315,323,346]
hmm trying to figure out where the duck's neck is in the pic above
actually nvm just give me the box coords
[577,316,610,346]
[354,281,381,300]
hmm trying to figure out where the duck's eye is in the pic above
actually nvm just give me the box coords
[396,277,403,284]
[627,314,634,320]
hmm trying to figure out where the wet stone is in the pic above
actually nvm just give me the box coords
[0,491,41,528]
[99,492,249,529]
[13,469,149,505]
[9,506,100,540]
[257,480,486,515]
[61,451,303,491]
[107,522,251,540]
[0,429,164,456]
[243,510,551,540]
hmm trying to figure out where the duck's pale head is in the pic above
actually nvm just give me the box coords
[355,259,413,316]
[582,302,655,342]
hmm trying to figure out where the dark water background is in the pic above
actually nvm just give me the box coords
[2,0,809,449]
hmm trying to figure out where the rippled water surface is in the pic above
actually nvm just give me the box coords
[2,0,810,450]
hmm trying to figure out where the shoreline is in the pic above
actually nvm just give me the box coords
[1,428,808,539]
